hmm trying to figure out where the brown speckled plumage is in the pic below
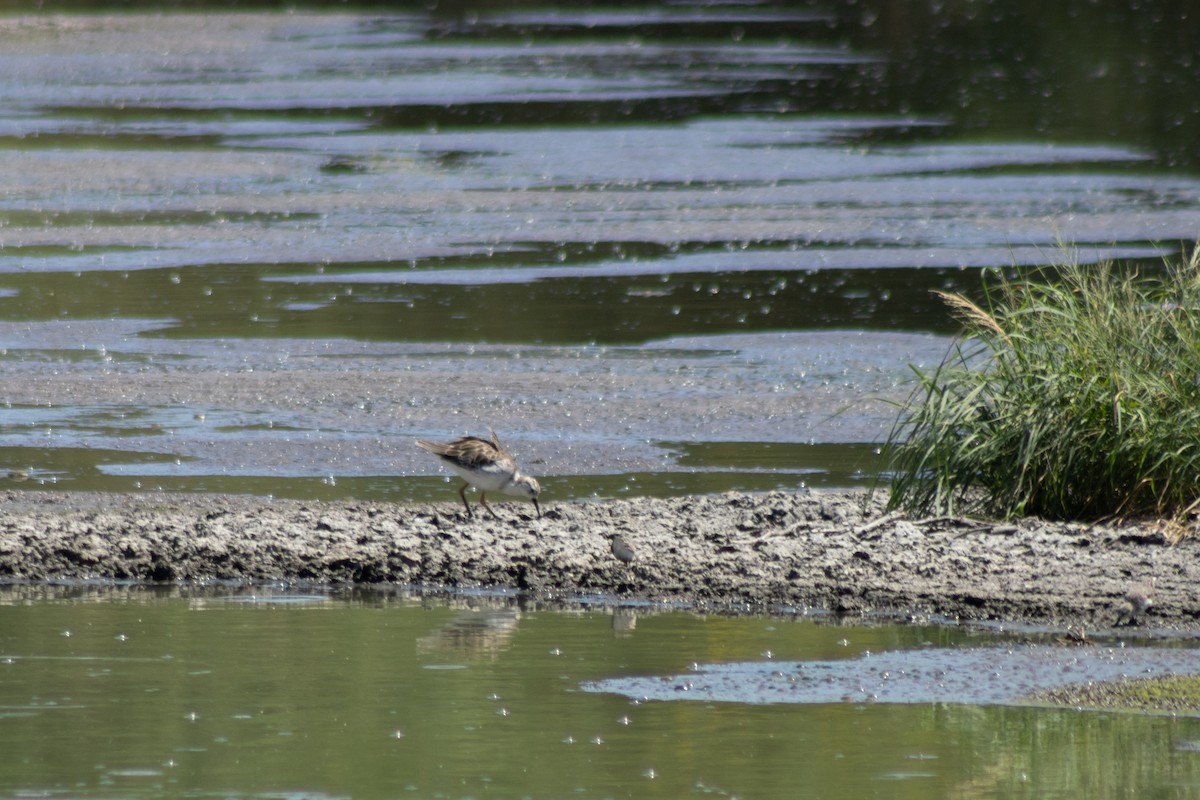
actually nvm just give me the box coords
[417,428,541,519]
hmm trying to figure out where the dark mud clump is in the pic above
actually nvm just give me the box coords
[0,489,1197,630]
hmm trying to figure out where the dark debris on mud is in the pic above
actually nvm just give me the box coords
[0,489,1195,630]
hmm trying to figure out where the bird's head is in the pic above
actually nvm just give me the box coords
[513,474,541,517]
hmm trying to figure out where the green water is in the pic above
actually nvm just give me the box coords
[3,587,1199,799]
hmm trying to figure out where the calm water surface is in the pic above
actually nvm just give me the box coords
[2,586,1200,799]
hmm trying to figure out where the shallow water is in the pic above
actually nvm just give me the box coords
[2,586,1199,799]
[0,4,1197,498]
[587,643,1200,706]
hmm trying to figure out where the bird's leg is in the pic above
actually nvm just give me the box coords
[458,482,474,518]
[479,492,502,520]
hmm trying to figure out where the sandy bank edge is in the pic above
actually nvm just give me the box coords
[0,489,1194,631]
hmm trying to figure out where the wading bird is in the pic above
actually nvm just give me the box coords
[416,428,541,519]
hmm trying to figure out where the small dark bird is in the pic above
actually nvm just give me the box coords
[416,428,541,519]
[1117,588,1153,626]
[609,533,636,564]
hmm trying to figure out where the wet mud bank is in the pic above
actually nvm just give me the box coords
[0,489,1195,631]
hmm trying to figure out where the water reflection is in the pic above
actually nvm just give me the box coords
[612,607,639,638]
[851,2,1200,169]
[1,586,1198,798]
[417,608,522,659]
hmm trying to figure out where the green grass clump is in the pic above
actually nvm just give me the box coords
[883,245,1200,526]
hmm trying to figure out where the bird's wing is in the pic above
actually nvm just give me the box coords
[487,427,508,456]
[452,436,508,468]
[418,433,515,470]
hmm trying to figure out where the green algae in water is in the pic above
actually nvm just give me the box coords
[1031,674,1200,714]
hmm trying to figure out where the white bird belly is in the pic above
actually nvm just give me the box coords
[447,462,512,492]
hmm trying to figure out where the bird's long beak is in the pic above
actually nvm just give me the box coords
[532,497,541,518]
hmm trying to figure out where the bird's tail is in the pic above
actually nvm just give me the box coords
[415,438,451,456]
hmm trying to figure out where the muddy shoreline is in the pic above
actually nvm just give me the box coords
[0,488,1194,632]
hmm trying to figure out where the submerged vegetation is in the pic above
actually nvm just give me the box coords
[1028,674,1200,715]
[884,246,1200,528]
